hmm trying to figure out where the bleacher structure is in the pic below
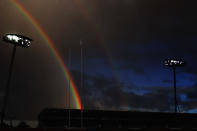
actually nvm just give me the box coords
[38,108,197,129]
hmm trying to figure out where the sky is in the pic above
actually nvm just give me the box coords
[1,0,197,120]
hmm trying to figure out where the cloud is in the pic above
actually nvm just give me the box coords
[70,67,197,112]
[75,72,172,111]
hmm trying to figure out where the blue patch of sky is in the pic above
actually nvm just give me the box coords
[179,93,187,102]
[116,66,171,88]
[113,39,196,88]
[176,71,197,87]
[121,82,150,95]
[129,89,151,96]
[187,109,197,113]
[118,66,196,92]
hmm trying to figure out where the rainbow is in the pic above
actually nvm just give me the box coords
[72,0,128,110]
[11,0,81,109]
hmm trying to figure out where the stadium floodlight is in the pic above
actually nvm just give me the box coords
[1,34,32,127]
[3,34,32,48]
[164,58,185,113]
[164,59,185,67]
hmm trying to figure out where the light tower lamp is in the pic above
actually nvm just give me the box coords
[1,34,32,126]
[164,59,185,113]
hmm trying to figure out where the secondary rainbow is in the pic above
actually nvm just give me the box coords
[72,0,128,110]
[12,0,82,109]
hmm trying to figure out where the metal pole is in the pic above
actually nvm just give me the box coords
[1,45,17,126]
[80,40,83,128]
[173,67,177,113]
[68,48,71,128]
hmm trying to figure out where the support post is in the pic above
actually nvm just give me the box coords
[68,48,71,128]
[1,45,17,126]
[173,67,177,113]
[80,40,83,129]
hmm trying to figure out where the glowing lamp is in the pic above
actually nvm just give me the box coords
[3,34,32,48]
[164,59,185,67]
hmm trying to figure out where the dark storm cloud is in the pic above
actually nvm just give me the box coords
[70,70,124,109]
[74,71,172,111]
[126,89,172,111]
[82,71,197,112]
[162,80,173,84]
[179,83,197,101]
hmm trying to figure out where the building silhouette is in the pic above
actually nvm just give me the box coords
[38,108,197,129]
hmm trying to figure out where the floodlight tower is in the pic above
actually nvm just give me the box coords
[164,59,185,113]
[1,34,32,126]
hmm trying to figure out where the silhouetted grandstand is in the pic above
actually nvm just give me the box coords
[38,108,197,129]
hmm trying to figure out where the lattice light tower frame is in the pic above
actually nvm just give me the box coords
[164,59,185,113]
[1,34,32,126]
